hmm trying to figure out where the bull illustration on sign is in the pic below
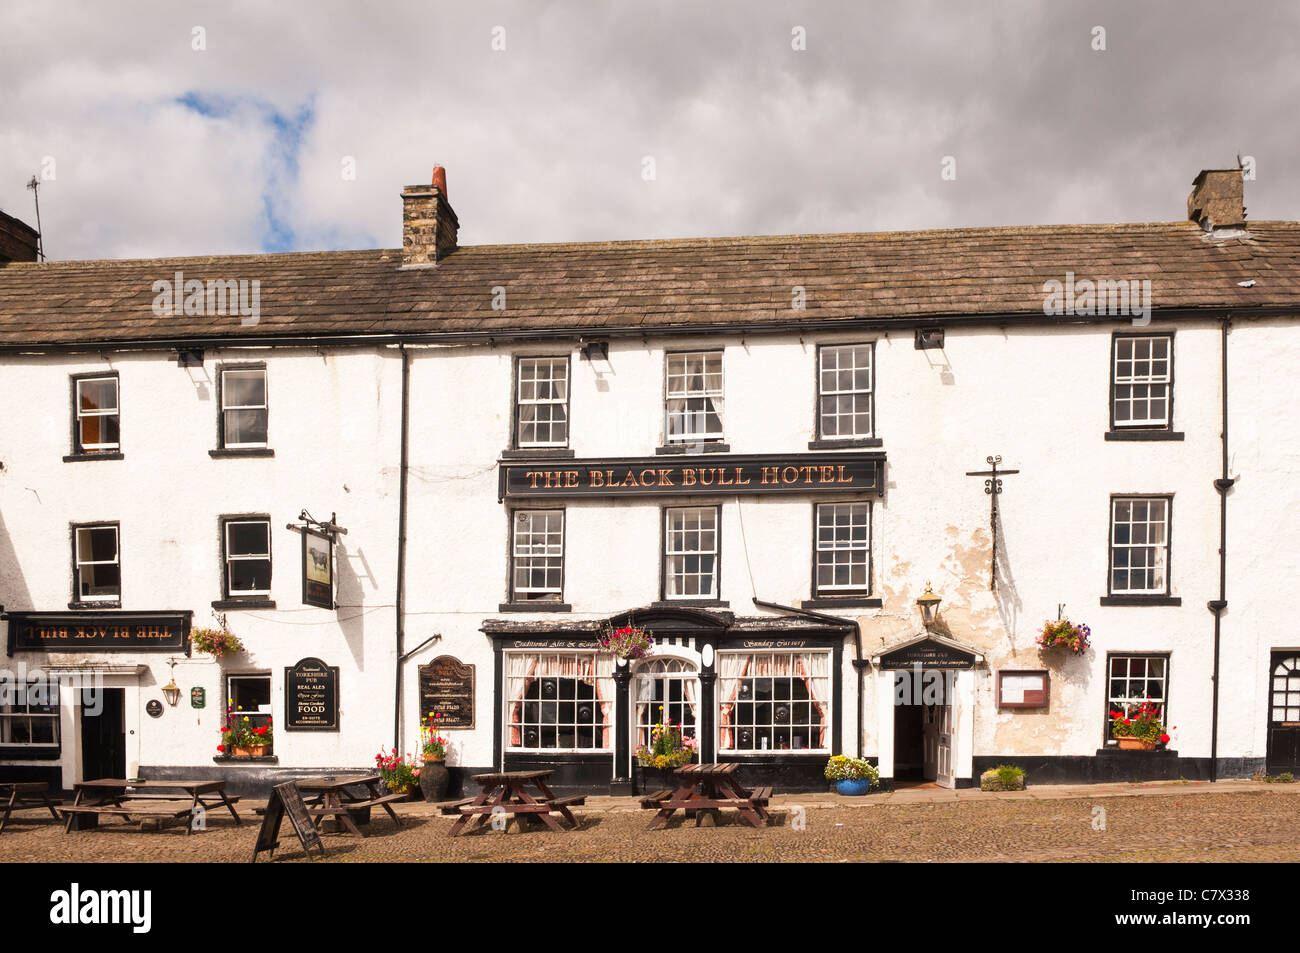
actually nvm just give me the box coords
[288,510,347,610]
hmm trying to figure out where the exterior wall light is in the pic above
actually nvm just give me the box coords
[916,582,942,627]
[162,658,182,707]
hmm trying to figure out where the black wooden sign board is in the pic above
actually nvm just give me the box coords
[284,657,340,731]
[499,452,885,501]
[878,639,976,670]
[251,781,324,863]
[419,655,475,729]
[6,611,192,655]
[301,527,334,609]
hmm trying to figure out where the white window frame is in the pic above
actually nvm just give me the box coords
[515,356,570,448]
[663,506,719,600]
[1105,654,1168,741]
[503,651,614,754]
[1109,497,1170,595]
[226,673,273,753]
[1113,335,1172,429]
[717,650,832,754]
[74,375,120,453]
[0,680,60,749]
[818,344,874,439]
[1271,656,1300,725]
[74,523,120,603]
[632,657,699,750]
[814,501,871,595]
[220,367,269,449]
[665,350,724,444]
[224,518,272,597]
[510,509,565,602]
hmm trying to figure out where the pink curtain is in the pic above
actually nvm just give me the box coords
[796,653,830,748]
[586,654,614,748]
[717,654,751,749]
[507,654,539,746]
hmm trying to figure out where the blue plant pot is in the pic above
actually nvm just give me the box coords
[835,778,872,796]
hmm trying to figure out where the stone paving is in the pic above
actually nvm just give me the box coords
[1,780,1296,863]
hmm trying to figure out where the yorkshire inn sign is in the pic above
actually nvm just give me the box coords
[498,452,886,500]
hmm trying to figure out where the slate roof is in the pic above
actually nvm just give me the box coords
[1,221,1298,348]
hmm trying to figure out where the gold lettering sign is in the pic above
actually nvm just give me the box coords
[500,453,884,501]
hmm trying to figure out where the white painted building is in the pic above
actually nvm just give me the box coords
[0,169,1297,795]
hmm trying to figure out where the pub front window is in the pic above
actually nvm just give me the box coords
[718,651,830,753]
[505,653,614,752]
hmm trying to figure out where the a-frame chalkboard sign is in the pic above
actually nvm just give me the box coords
[251,781,326,863]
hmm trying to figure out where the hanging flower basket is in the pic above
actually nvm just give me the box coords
[598,625,654,660]
[1036,618,1090,656]
[191,626,245,659]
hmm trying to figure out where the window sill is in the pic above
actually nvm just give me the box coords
[807,438,883,450]
[498,602,572,613]
[209,448,275,458]
[499,448,575,460]
[68,601,121,610]
[650,599,730,609]
[62,451,124,462]
[1099,595,1182,606]
[802,596,883,609]
[655,443,731,455]
[212,755,279,764]
[212,599,277,611]
[0,746,61,761]
[1105,431,1185,442]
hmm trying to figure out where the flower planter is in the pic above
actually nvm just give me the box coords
[835,778,873,796]
[419,759,450,802]
[232,745,268,758]
[1116,738,1157,751]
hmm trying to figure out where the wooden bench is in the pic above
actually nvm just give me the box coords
[435,797,474,816]
[750,786,773,804]
[547,795,586,808]
[639,789,673,809]
[307,793,406,833]
[57,803,199,831]
[0,782,63,833]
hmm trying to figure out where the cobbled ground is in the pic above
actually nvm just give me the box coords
[2,784,1296,863]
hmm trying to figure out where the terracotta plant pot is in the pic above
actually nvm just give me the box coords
[1116,738,1157,751]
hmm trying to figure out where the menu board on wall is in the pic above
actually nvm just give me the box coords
[418,656,475,729]
[284,657,339,731]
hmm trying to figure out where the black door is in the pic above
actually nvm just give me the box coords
[1266,653,1300,775]
[80,688,126,780]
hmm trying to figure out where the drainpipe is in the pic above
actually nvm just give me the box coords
[1207,316,1233,782]
[751,597,866,758]
[393,344,411,752]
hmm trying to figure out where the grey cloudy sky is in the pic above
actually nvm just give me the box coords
[2,0,1297,261]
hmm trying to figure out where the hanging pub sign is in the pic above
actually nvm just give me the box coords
[418,655,475,729]
[498,452,886,501]
[284,657,340,731]
[301,527,334,610]
[191,687,206,709]
[6,612,192,655]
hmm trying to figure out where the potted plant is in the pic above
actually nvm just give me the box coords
[634,712,698,791]
[1036,618,1090,655]
[598,625,654,661]
[825,755,879,795]
[1109,702,1174,751]
[375,749,421,799]
[418,711,451,803]
[980,764,1027,791]
[218,709,272,758]
[191,626,245,659]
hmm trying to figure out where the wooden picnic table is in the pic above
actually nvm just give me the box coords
[295,774,405,837]
[442,770,585,836]
[642,763,772,830]
[58,779,242,835]
[0,782,63,834]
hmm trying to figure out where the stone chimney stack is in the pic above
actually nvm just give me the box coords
[0,209,40,263]
[1187,168,1246,232]
[401,166,459,267]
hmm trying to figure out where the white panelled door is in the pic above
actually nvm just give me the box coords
[936,671,955,789]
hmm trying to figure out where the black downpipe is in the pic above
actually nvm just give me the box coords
[1208,317,1233,782]
[393,345,411,752]
[751,597,866,758]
